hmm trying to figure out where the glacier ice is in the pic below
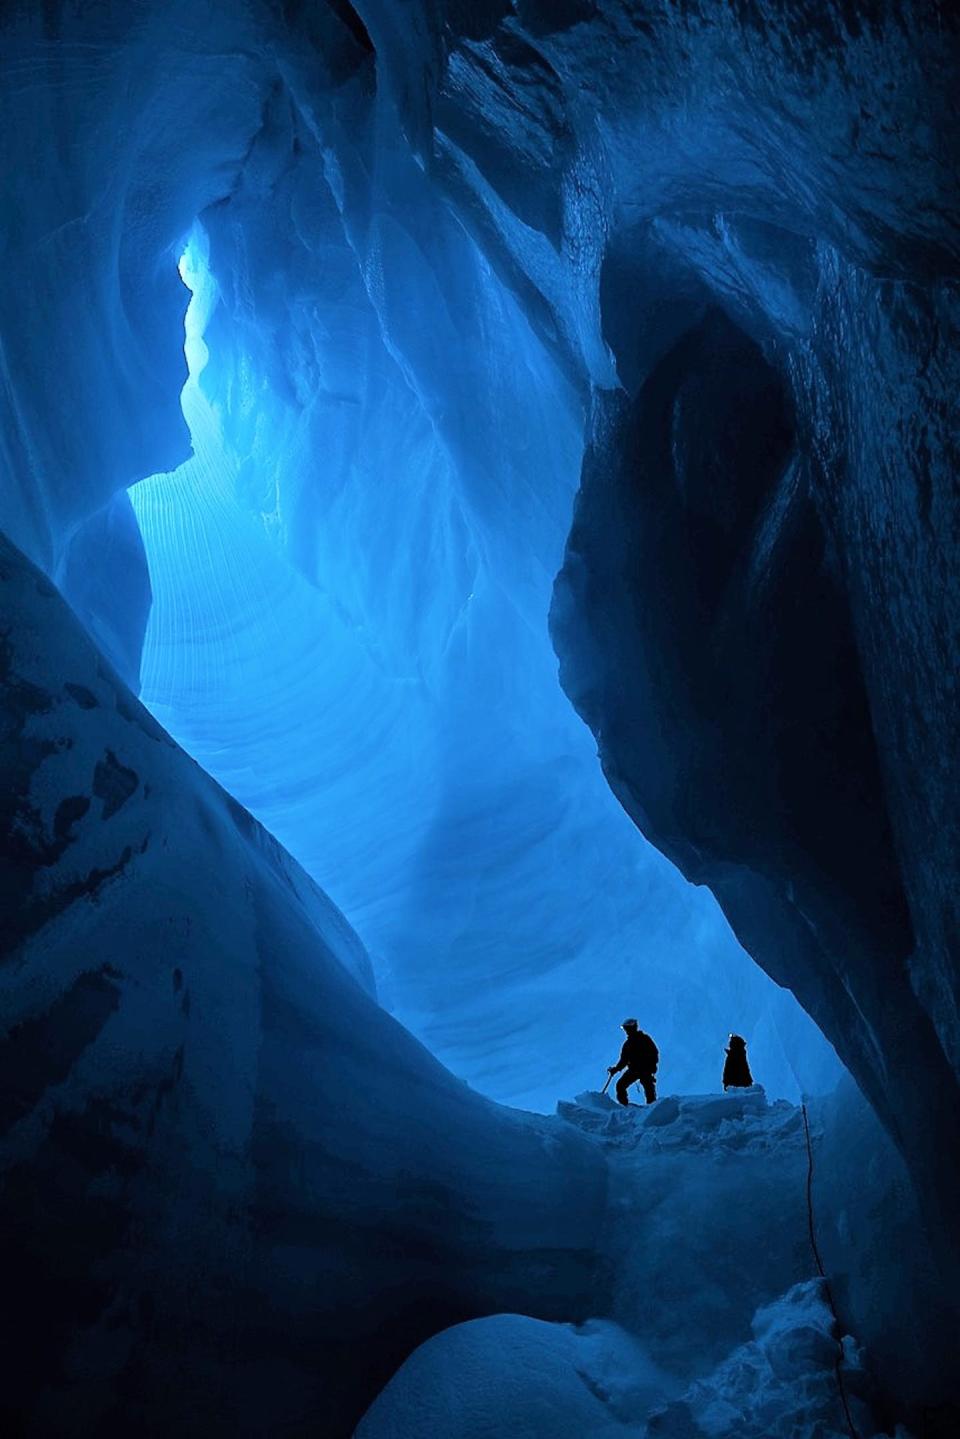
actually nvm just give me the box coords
[0,532,606,1434]
[129,214,841,1115]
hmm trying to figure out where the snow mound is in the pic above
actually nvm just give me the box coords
[557,1087,805,1154]
[355,1312,673,1438]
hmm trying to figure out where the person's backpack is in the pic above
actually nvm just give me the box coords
[638,1031,659,1070]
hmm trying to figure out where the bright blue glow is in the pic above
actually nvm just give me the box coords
[178,232,216,391]
[131,217,841,1111]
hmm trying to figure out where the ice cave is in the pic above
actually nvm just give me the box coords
[0,3,957,1436]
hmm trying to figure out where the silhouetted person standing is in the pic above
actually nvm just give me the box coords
[608,1018,659,1105]
[722,1034,754,1089]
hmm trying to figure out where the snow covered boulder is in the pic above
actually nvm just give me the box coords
[355,1313,672,1438]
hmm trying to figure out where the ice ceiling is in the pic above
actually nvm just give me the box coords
[130,221,837,1110]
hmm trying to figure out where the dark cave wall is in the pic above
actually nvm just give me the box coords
[419,0,960,1252]
[796,264,960,1093]
[549,232,960,1283]
[551,293,960,1295]
[418,0,960,1372]
[551,254,960,1408]
[0,532,607,1436]
[810,1077,960,1422]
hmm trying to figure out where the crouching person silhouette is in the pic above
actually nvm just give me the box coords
[722,1033,754,1089]
[608,1018,659,1105]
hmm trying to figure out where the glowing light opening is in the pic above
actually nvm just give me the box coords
[174,224,221,452]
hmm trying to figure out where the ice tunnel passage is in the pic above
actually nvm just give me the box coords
[129,223,840,1115]
[1,1,959,1436]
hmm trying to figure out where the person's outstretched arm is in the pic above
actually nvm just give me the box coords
[608,1040,629,1073]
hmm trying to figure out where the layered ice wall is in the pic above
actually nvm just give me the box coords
[129,205,838,1110]
[0,533,606,1434]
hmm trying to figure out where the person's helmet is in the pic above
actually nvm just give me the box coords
[621,1017,638,1031]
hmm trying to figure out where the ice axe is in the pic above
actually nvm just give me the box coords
[601,1070,614,1095]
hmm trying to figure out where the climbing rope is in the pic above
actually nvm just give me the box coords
[801,1101,861,1439]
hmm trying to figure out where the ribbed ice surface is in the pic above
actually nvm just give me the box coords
[131,229,840,1111]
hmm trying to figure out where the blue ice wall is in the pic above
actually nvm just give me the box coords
[131,216,840,1112]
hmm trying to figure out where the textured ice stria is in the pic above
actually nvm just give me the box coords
[130,215,839,1113]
